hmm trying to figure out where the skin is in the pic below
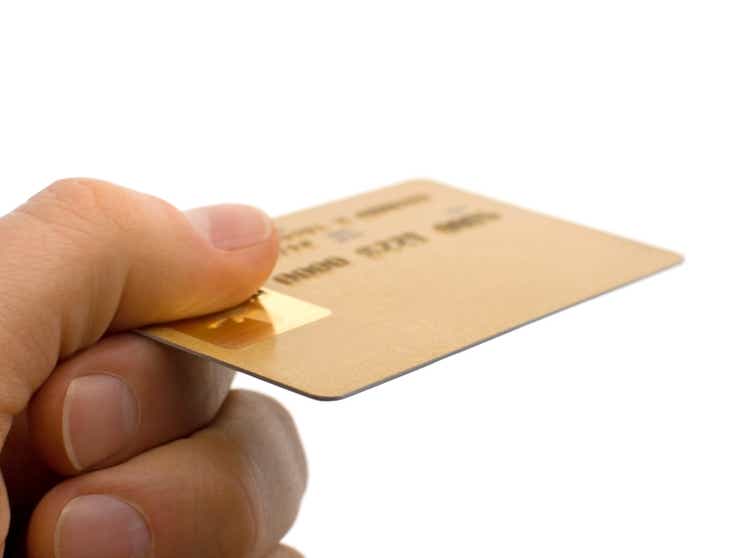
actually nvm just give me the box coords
[0,179,306,557]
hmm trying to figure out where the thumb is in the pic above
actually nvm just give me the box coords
[0,178,277,432]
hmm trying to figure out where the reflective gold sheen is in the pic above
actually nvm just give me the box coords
[140,180,683,400]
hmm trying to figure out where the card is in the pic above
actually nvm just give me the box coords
[139,180,682,400]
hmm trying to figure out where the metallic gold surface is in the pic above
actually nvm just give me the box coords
[146,290,331,350]
[140,180,683,400]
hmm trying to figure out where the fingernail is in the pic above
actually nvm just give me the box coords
[56,495,151,558]
[63,374,139,470]
[185,204,274,250]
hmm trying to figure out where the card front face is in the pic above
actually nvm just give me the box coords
[140,180,682,400]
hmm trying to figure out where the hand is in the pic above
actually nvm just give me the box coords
[0,179,306,558]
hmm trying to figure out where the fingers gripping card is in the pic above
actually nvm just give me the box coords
[140,180,682,400]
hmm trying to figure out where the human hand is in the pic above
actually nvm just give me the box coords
[0,179,306,558]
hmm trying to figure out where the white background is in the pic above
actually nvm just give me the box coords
[1,2,749,556]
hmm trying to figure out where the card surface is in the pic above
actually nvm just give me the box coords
[140,180,682,400]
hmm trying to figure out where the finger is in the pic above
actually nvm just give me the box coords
[28,333,235,474]
[27,391,307,558]
[0,178,277,442]
[264,545,304,558]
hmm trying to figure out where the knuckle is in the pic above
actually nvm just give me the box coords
[43,178,184,237]
[226,391,307,465]
[232,390,294,424]
[238,389,309,502]
[44,178,118,214]
[22,178,122,240]
[202,390,307,552]
[186,433,262,556]
[230,389,287,415]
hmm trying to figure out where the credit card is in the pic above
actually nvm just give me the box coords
[140,180,682,400]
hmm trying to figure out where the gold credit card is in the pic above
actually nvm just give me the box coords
[140,180,682,400]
